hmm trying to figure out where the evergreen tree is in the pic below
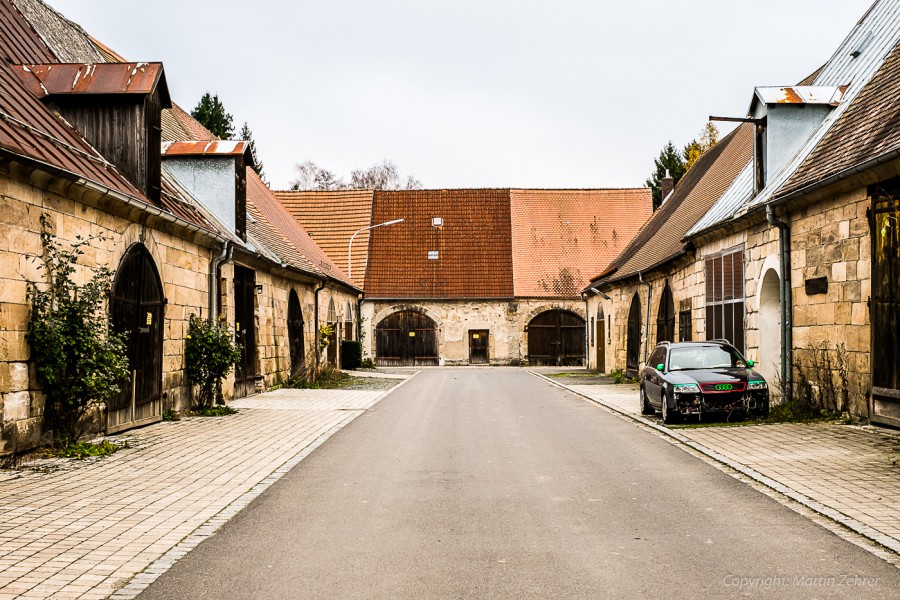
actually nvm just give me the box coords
[645,141,686,210]
[191,92,234,140]
[239,122,267,184]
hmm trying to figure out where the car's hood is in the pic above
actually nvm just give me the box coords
[667,368,763,385]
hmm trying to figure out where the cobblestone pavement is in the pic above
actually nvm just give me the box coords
[542,373,900,559]
[0,384,406,600]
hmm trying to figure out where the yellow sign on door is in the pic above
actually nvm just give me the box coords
[145,312,152,326]
[409,332,416,337]
[472,334,480,339]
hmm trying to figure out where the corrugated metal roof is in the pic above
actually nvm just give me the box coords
[161,140,249,157]
[594,125,754,286]
[510,189,651,297]
[275,190,375,288]
[686,160,754,237]
[0,0,55,63]
[736,0,900,215]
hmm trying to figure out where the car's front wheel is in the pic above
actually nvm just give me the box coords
[660,389,678,425]
[640,386,654,415]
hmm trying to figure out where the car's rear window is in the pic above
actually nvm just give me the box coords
[668,346,746,370]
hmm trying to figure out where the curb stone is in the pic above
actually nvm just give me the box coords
[110,372,420,599]
[529,370,900,557]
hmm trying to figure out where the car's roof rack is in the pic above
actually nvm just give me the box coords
[709,338,731,345]
[656,341,672,346]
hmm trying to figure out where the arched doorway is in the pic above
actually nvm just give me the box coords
[233,266,257,398]
[626,293,642,376]
[656,285,675,344]
[288,289,305,375]
[326,298,338,364]
[376,311,438,366]
[109,244,164,432]
[758,269,782,390]
[596,307,606,372]
[527,310,585,366]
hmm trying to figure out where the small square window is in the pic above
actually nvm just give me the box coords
[432,217,444,227]
[428,250,439,260]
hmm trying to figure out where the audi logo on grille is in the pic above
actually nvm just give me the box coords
[701,382,746,393]
[715,384,733,391]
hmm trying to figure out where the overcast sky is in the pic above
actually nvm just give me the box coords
[49,0,872,190]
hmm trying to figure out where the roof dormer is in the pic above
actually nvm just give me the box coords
[161,140,255,240]
[748,85,846,192]
[14,62,172,205]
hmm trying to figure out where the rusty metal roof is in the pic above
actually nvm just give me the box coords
[161,140,249,157]
[0,0,55,63]
[751,85,847,109]
[14,62,170,106]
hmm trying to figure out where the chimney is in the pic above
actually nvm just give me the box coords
[661,169,675,203]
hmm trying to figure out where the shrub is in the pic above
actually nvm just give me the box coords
[26,223,129,447]
[341,340,362,370]
[185,315,241,409]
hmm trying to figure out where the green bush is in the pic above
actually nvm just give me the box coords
[27,224,129,447]
[341,340,362,370]
[185,315,241,409]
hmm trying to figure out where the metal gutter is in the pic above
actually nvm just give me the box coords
[638,271,652,366]
[766,205,793,398]
[313,279,327,366]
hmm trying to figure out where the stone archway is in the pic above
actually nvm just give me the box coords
[526,309,586,366]
[758,268,782,389]
[375,311,439,366]
[626,293,642,377]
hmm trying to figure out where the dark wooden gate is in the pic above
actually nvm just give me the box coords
[109,244,164,433]
[626,293,642,377]
[288,289,305,375]
[527,310,585,366]
[375,311,438,366]
[233,266,257,398]
[596,308,606,372]
[469,330,489,364]
[871,182,900,427]
[657,285,675,344]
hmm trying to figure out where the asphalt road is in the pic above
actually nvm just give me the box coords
[139,369,900,599]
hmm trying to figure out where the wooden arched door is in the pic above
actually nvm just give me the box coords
[288,289,305,375]
[375,311,438,366]
[657,285,675,344]
[109,244,164,432]
[596,307,606,372]
[626,293,642,377]
[527,310,585,366]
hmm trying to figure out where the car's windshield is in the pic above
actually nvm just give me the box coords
[668,346,746,371]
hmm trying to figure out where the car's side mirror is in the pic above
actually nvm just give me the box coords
[656,363,665,371]
[747,359,755,367]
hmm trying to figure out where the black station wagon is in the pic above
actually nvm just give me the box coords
[639,341,769,423]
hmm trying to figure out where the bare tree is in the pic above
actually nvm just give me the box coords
[290,159,422,191]
[290,160,345,191]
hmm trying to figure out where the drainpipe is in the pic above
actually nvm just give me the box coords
[313,279,327,365]
[638,272,652,366]
[208,241,232,321]
[766,204,792,397]
[581,292,590,369]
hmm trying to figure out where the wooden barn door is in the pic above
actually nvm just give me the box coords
[596,309,606,372]
[469,330,489,364]
[288,289,305,376]
[109,245,164,433]
[626,293,642,377]
[871,183,900,426]
[656,285,675,344]
[527,310,585,366]
[375,311,438,366]
[233,266,257,398]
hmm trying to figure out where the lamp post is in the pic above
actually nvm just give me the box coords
[347,218,404,283]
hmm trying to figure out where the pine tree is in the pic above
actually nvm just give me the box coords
[239,122,266,184]
[645,142,686,210]
[191,93,234,140]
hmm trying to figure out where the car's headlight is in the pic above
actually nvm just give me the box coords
[747,380,768,390]
[673,383,701,394]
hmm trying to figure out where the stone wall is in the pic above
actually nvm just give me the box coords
[360,299,586,365]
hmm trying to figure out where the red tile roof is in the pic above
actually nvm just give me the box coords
[510,189,652,297]
[365,189,514,299]
[247,171,353,285]
[274,190,375,287]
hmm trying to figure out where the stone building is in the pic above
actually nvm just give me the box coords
[280,188,652,365]
[585,0,900,425]
[0,0,358,453]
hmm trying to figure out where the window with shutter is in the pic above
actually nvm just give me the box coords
[704,246,745,353]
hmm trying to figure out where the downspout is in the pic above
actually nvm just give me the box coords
[766,204,792,397]
[313,279,327,365]
[582,292,590,369]
[208,241,232,321]
[639,272,652,366]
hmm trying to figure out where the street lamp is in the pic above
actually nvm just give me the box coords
[347,218,404,282]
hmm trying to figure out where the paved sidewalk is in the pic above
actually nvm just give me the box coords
[0,384,406,600]
[541,374,900,559]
